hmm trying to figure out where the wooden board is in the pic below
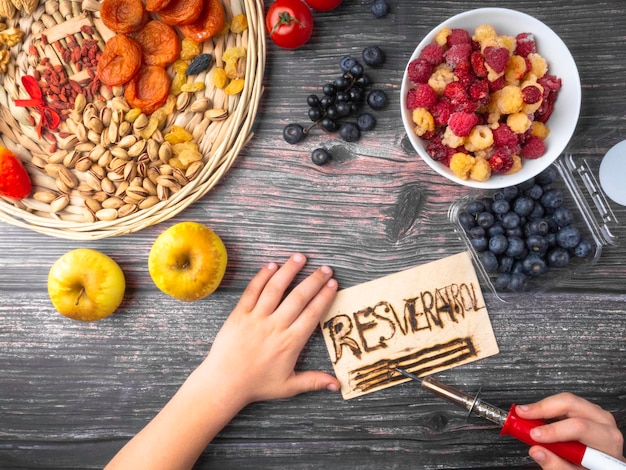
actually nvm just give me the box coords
[320,251,499,399]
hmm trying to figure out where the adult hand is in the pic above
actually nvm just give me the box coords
[515,393,625,469]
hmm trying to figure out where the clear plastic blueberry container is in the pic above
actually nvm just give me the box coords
[448,154,619,302]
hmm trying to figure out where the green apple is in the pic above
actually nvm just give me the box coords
[48,248,126,321]
[148,222,227,301]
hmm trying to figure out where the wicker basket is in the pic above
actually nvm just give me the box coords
[0,0,265,240]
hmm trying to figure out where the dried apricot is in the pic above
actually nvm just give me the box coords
[179,0,225,42]
[134,20,180,67]
[146,0,172,12]
[158,0,203,26]
[101,0,147,34]
[97,34,142,86]
[124,65,171,115]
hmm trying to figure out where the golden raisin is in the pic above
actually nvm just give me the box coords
[180,38,201,60]
[180,82,205,93]
[230,14,248,33]
[224,78,244,95]
[212,67,228,89]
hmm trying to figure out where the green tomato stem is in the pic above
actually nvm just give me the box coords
[271,11,302,36]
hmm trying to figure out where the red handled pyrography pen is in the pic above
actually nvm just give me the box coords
[396,369,626,470]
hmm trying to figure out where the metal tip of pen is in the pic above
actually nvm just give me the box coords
[395,367,423,383]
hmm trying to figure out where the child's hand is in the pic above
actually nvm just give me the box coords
[515,393,625,469]
[198,253,340,409]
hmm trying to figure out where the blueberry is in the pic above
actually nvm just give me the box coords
[551,207,573,227]
[477,211,495,228]
[506,227,523,238]
[525,184,544,200]
[492,199,510,214]
[573,238,594,258]
[356,112,377,131]
[458,211,475,230]
[525,218,549,236]
[518,177,536,192]
[511,261,525,275]
[536,166,557,186]
[502,186,519,200]
[488,223,505,237]
[468,226,486,239]
[367,89,389,109]
[505,236,525,258]
[307,94,320,107]
[283,123,305,144]
[545,232,557,247]
[370,0,389,18]
[513,196,534,217]
[493,190,506,201]
[541,188,564,209]
[362,45,385,67]
[498,256,514,273]
[526,234,548,255]
[495,274,512,290]
[480,251,499,271]
[338,122,360,142]
[311,148,331,166]
[466,200,486,216]
[340,56,357,73]
[556,225,581,249]
[501,211,520,230]
[489,234,508,255]
[528,202,545,220]
[547,247,570,268]
[509,273,528,292]
[471,237,488,252]
[320,117,338,132]
[522,254,548,276]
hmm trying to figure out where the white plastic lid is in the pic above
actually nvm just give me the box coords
[599,140,626,206]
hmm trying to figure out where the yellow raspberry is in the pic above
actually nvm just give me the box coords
[411,108,435,136]
[531,121,550,139]
[442,126,466,148]
[527,53,548,78]
[466,125,494,151]
[449,152,475,180]
[473,24,496,43]
[505,55,527,84]
[435,27,451,46]
[499,35,516,55]
[506,154,523,175]
[470,156,492,182]
[428,64,455,94]
[507,112,532,133]
[496,85,523,114]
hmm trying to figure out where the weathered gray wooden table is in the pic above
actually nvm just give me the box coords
[1,1,625,468]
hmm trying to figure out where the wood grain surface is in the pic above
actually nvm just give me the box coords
[1,0,625,469]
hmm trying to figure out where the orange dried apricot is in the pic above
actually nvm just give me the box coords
[134,20,180,67]
[124,65,171,115]
[179,0,225,42]
[158,0,203,26]
[101,0,147,34]
[146,0,172,12]
[97,34,142,86]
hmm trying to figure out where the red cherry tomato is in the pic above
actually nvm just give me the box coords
[304,0,342,11]
[265,0,314,49]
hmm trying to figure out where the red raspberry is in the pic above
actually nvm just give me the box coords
[444,43,471,67]
[430,98,453,126]
[443,81,466,101]
[406,83,438,109]
[520,136,546,159]
[470,51,488,78]
[448,111,478,137]
[407,58,433,83]
[418,43,445,65]
[446,28,472,46]
[488,75,505,92]
[454,60,474,88]
[426,135,456,166]
[469,80,490,106]
[489,147,514,173]
[493,124,519,153]
[535,101,554,123]
[538,75,562,95]
[522,85,542,104]
[484,46,509,73]
[515,32,536,57]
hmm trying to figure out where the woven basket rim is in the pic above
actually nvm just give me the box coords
[0,0,266,240]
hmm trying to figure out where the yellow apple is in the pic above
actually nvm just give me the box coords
[148,221,228,301]
[47,248,126,321]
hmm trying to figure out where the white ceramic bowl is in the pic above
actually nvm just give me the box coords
[400,8,581,189]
